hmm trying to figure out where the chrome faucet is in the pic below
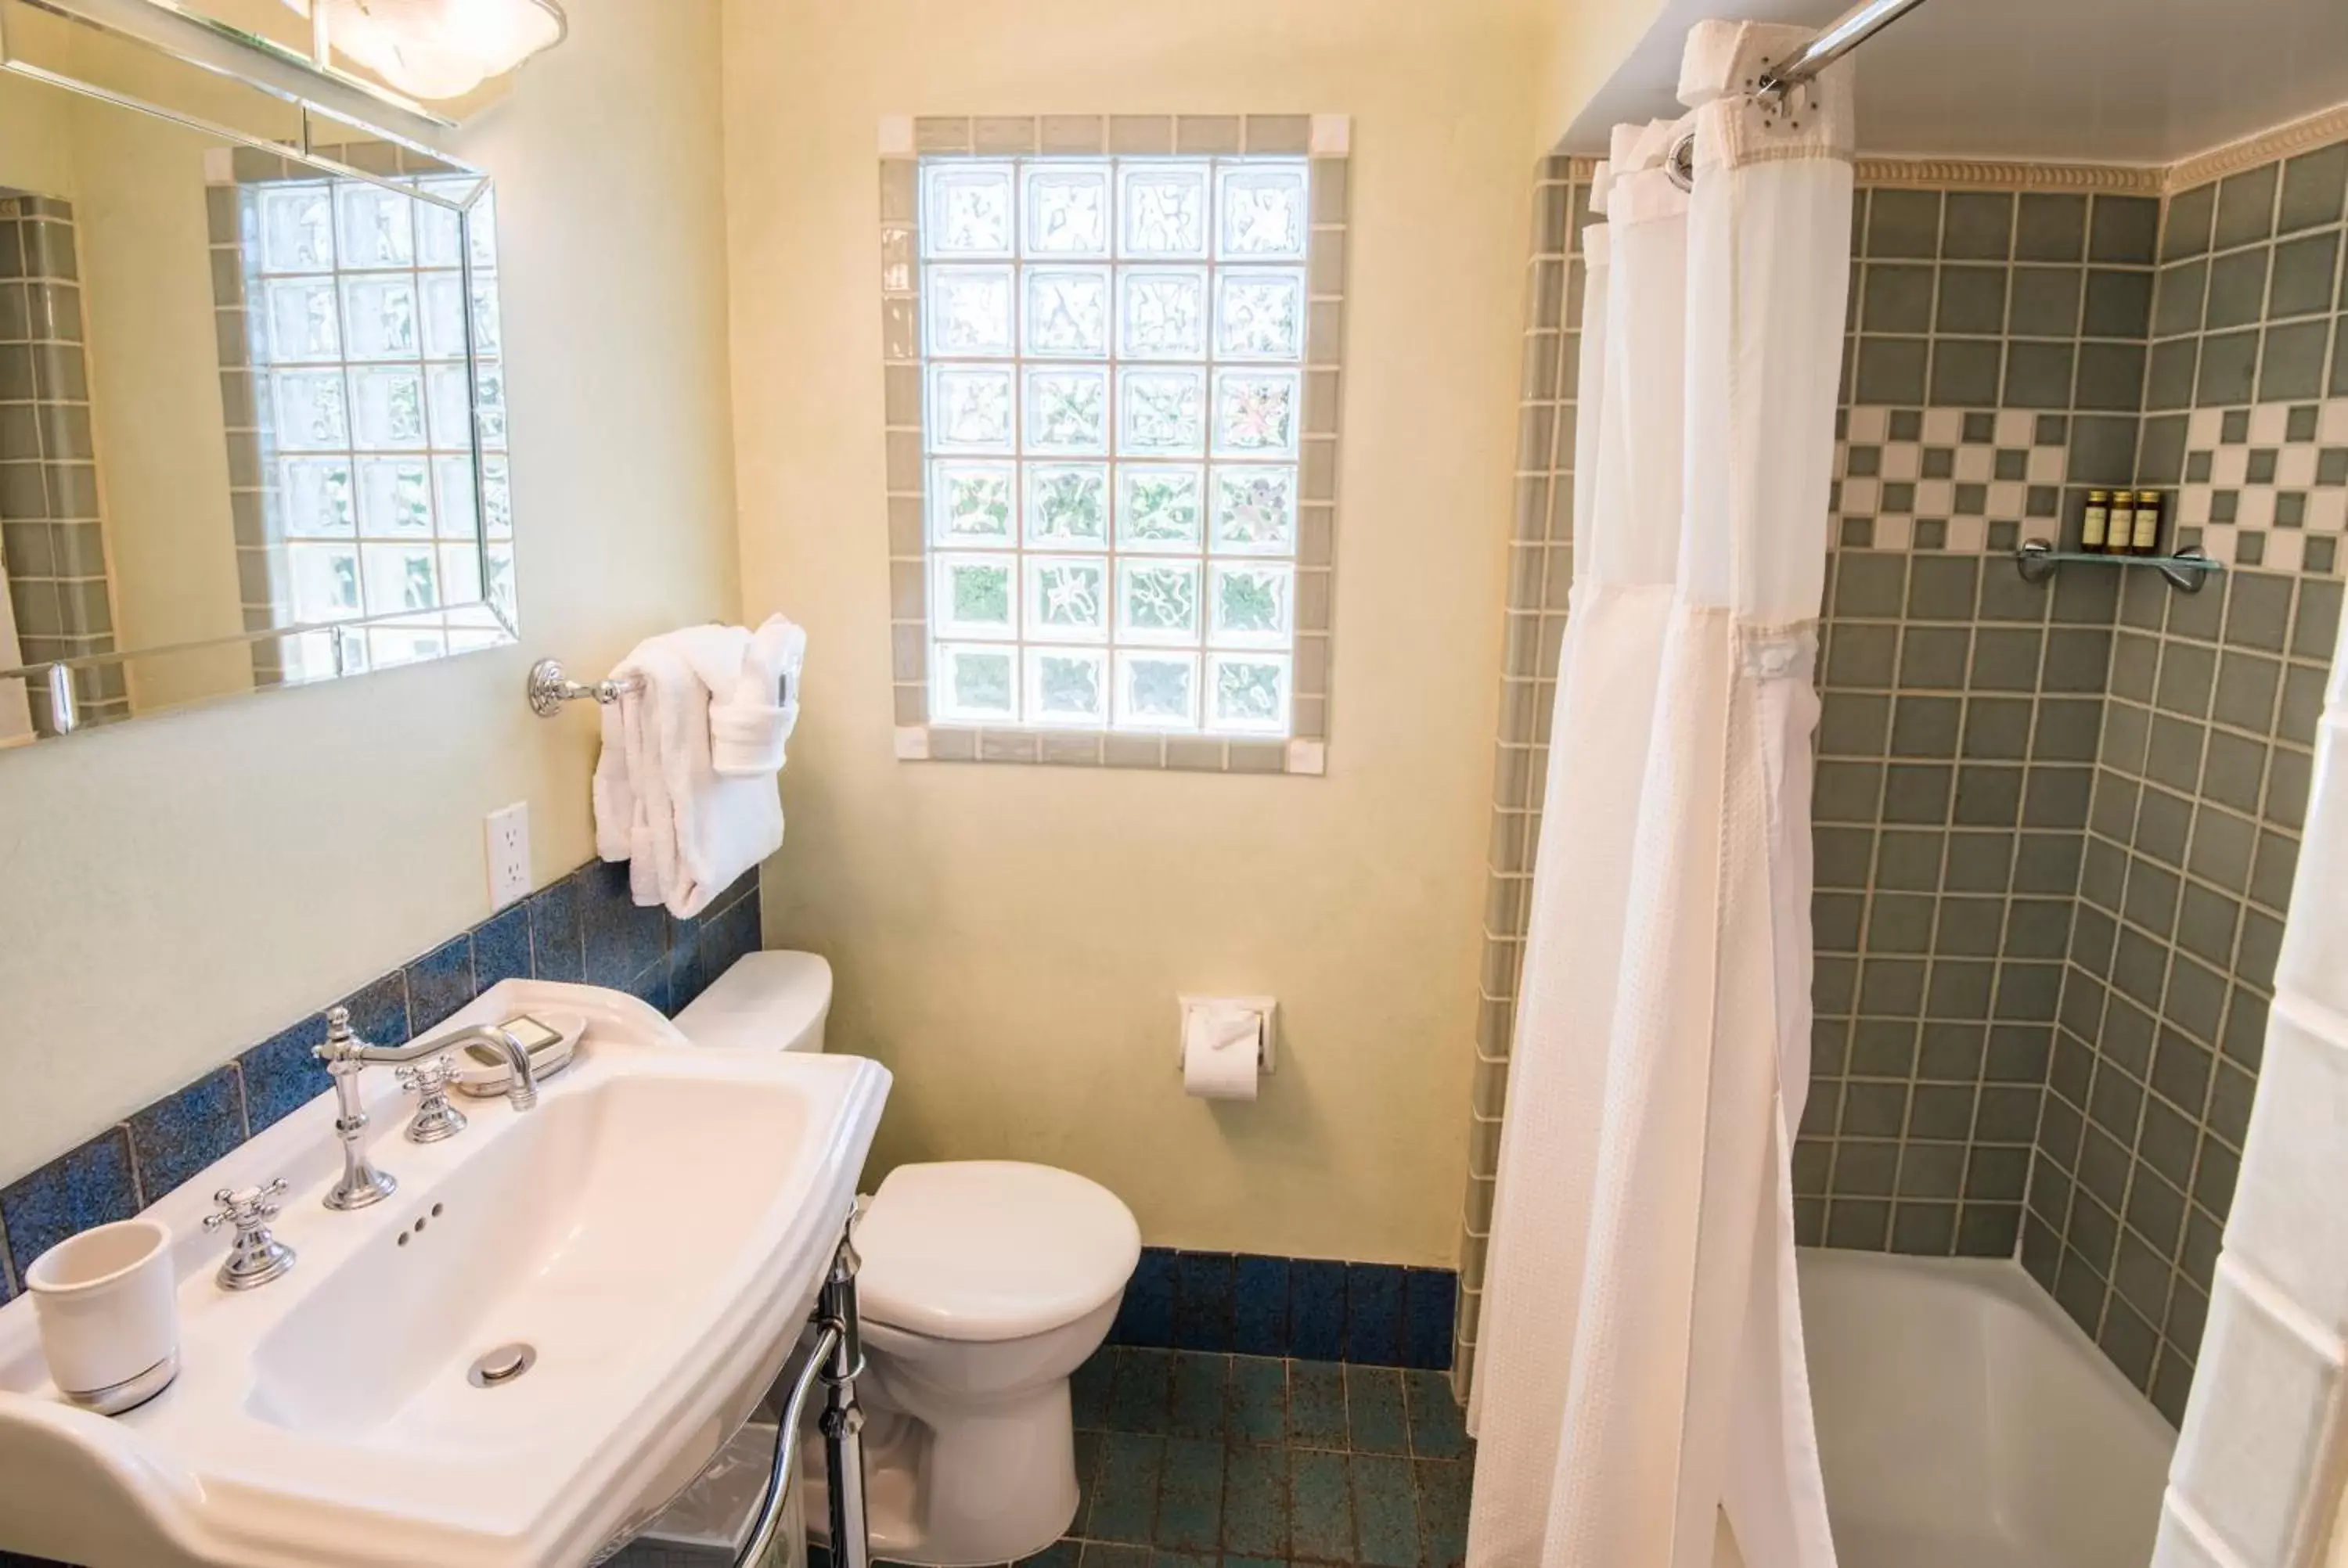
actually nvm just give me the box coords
[313,1005,539,1211]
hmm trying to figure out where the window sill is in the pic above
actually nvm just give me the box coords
[894,724,1325,775]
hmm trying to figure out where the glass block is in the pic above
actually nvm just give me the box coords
[1214,268,1305,361]
[1023,268,1109,358]
[465,189,499,271]
[1024,462,1107,546]
[367,619,448,670]
[415,195,464,268]
[355,457,434,537]
[340,275,421,361]
[1118,268,1208,359]
[263,278,343,363]
[1118,559,1202,645]
[1211,465,1298,554]
[929,365,1017,451]
[361,541,439,612]
[1115,649,1200,729]
[438,539,486,602]
[926,264,1016,356]
[433,455,480,538]
[479,457,512,538]
[1208,652,1291,733]
[1025,554,1110,642]
[286,541,360,622]
[1118,368,1206,456]
[1118,163,1209,258]
[1212,369,1300,457]
[420,373,470,455]
[336,182,416,269]
[279,457,355,538]
[934,552,1017,639]
[1209,562,1293,648]
[420,272,470,358]
[270,369,350,451]
[484,541,515,620]
[471,364,508,451]
[935,642,1017,721]
[1117,464,1205,552]
[1216,163,1308,260]
[931,459,1017,545]
[1022,163,1111,257]
[1026,646,1107,725]
[922,164,1016,257]
[469,280,502,357]
[1022,367,1108,454]
[256,185,335,273]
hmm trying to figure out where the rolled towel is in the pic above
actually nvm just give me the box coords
[709,614,807,778]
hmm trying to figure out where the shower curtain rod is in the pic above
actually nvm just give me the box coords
[1663,0,1927,188]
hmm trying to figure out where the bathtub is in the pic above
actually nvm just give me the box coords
[1795,1248,2176,1568]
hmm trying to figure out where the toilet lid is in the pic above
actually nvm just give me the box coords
[854,1162,1141,1343]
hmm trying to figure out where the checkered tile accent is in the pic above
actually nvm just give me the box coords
[1835,406,2072,553]
[2176,398,2348,574]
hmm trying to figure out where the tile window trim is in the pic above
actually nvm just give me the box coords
[880,115,1349,775]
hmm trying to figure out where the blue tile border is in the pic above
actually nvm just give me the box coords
[1111,1248,1457,1371]
[0,860,760,1289]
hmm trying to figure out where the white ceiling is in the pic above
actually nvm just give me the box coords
[1564,0,2348,165]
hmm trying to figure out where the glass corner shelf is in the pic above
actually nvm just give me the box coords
[2013,538,2223,595]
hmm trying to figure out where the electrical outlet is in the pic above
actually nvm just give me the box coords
[486,802,531,910]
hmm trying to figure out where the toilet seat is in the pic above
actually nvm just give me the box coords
[855,1161,1141,1343]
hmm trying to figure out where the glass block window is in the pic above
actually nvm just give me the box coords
[884,116,1347,774]
[210,154,512,686]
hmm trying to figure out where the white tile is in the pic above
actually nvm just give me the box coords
[2307,491,2347,534]
[1914,479,1954,517]
[1944,515,1987,552]
[877,115,916,156]
[2319,399,2348,445]
[2026,447,2065,485]
[2181,484,2213,526]
[1285,738,1325,775]
[2279,717,2348,1009]
[2216,448,2251,487]
[1847,405,1889,444]
[1954,445,1994,483]
[2239,488,2277,530]
[1987,480,2026,519]
[2189,406,2227,448]
[2203,523,2238,563]
[2264,529,2304,574]
[1881,442,1921,481]
[1994,409,2035,447]
[1922,408,1963,445]
[2150,1501,2242,1568]
[2278,446,2319,489]
[2171,1263,2346,1568]
[1841,478,1880,516]
[2250,402,2292,445]
[892,725,931,760]
[1874,516,1914,550]
[2231,1006,2348,1332]
[1309,114,1352,156]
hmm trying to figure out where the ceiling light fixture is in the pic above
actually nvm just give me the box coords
[280,0,567,102]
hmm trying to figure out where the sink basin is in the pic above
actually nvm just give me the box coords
[0,980,890,1567]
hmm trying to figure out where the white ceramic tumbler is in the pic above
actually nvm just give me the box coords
[26,1217,178,1414]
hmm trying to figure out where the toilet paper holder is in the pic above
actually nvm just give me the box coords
[1176,995,1278,1074]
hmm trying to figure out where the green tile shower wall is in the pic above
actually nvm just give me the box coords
[0,861,761,1304]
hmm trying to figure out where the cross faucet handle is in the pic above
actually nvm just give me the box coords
[203,1178,295,1290]
[397,1055,470,1145]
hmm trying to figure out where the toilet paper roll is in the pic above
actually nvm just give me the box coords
[1183,1005,1262,1100]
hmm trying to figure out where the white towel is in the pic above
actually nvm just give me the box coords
[710,615,806,776]
[590,617,803,919]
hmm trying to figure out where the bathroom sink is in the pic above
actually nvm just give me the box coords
[0,980,890,1568]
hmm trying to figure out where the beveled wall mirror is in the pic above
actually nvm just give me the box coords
[0,0,510,746]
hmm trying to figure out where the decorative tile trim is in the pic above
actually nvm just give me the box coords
[879,114,1348,774]
[2163,99,2348,196]
[2172,399,2348,574]
[1856,159,2166,195]
[1107,1245,1456,1370]
[0,861,761,1293]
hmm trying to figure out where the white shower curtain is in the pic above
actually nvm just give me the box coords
[1466,20,1853,1568]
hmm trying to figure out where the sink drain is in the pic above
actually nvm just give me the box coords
[467,1342,537,1388]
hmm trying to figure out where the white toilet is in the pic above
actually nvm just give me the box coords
[674,952,1140,1567]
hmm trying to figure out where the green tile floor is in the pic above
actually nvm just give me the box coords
[815,1347,1474,1568]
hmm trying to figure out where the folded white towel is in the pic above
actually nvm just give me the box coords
[590,617,802,919]
[710,615,806,777]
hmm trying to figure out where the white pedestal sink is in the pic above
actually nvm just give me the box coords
[0,980,890,1568]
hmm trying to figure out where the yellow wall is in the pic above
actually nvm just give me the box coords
[1532,0,1673,155]
[0,0,740,1188]
[722,0,1543,1265]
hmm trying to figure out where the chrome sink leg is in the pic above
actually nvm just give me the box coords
[818,1218,871,1568]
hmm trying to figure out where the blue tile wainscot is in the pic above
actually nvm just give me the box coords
[1111,1248,1459,1373]
[0,860,762,1304]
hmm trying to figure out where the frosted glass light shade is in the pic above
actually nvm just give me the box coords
[283,0,567,101]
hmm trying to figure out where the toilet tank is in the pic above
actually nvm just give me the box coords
[672,951,832,1054]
